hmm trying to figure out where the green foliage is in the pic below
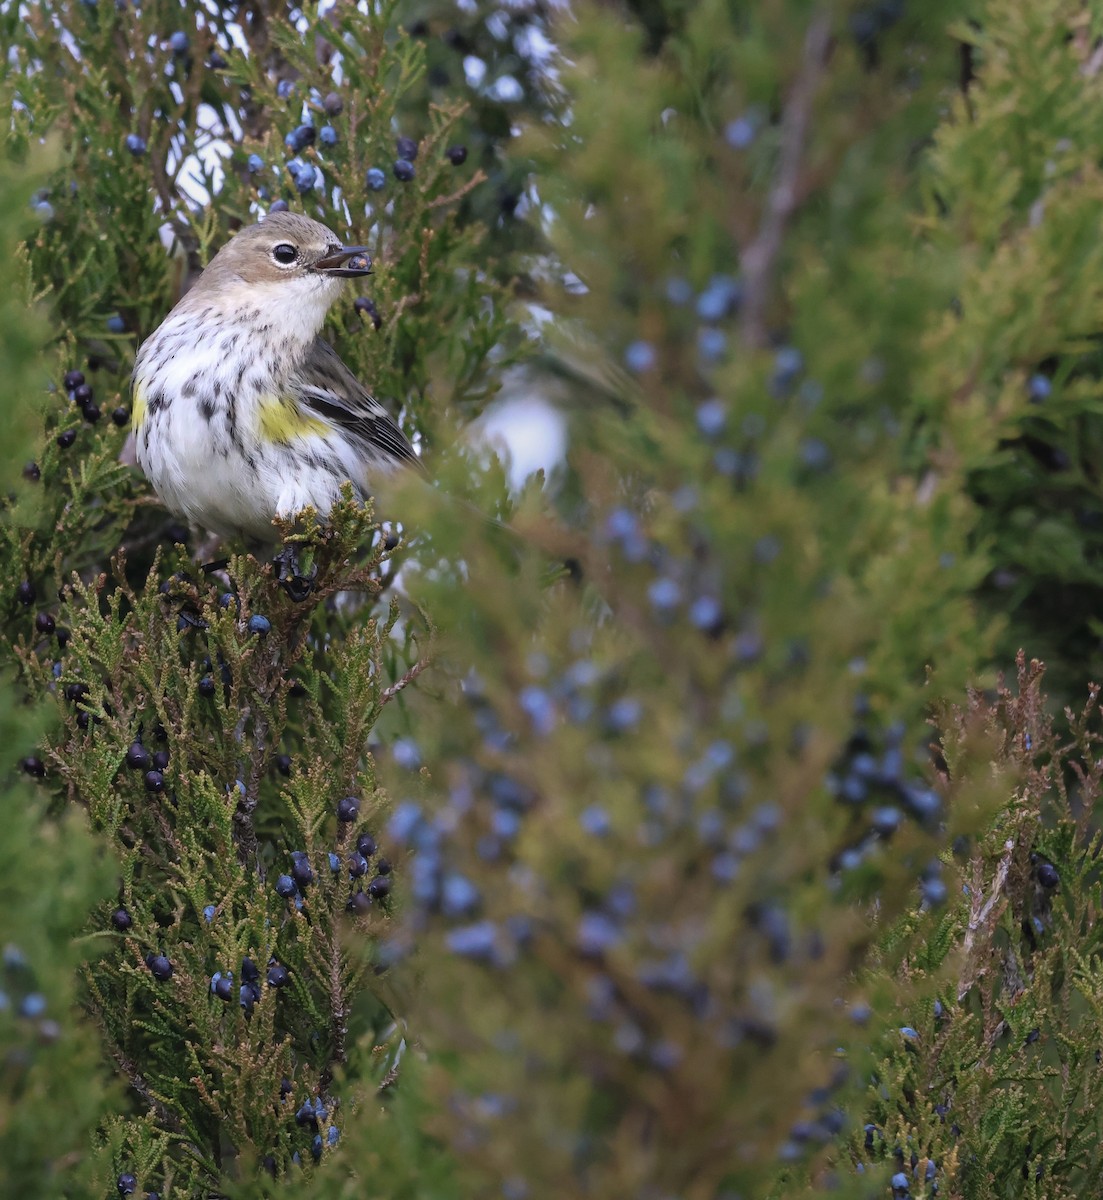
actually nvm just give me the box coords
[7,0,1103,1198]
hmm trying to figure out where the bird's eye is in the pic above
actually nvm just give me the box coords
[272,243,298,265]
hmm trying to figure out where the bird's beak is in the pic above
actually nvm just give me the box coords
[313,246,373,277]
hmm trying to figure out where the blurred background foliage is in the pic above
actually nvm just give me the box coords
[3,0,1103,1197]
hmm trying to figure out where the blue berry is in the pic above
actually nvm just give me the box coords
[286,123,316,152]
[290,855,314,887]
[117,1174,138,1196]
[328,852,340,873]
[239,983,255,1011]
[366,167,386,191]
[648,577,682,612]
[319,125,338,146]
[112,907,132,930]
[392,738,421,769]
[697,328,728,362]
[125,134,147,156]
[445,144,467,165]
[168,31,189,55]
[147,954,172,980]
[607,696,642,732]
[579,806,610,837]
[445,920,498,960]
[695,275,741,321]
[393,158,415,181]
[294,165,317,193]
[327,1125,339,1146]
[725,114,758,149]
[576,913,622,956]
[1037,861,1060,889]
[899,1025,919,1040]
[696,398,727,437]
[396,135,418,161]
[441,873,480,917]
[275,874,297,898]
[247,153,264,173]
[1028,373,1052,402]
[19,993,46,1018]
[347,852,369,878]
[107,315,126,334]
[367,875,391,898]
[202,904,216,923]
[247,614,271,636]
[624,340,656,373]
[276,79,295,99]
[688,595,723,632]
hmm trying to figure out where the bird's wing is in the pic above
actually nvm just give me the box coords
[294,339,424,471]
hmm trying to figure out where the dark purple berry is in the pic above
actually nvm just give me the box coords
[323,91,343,115]
[392,158,415,182]
[34,611,55,634]
[125,742,151,770]
[274,753,292,776]
[207,50,227,69]
[111,406,130,427]
[241,956,259,983]
[82,404,101,423]
[22,462,40,482]
[63,369,85,391]
[348,852,369,878]
[144,770,165,793]
[213,974,233,1001]
[111,907,132,930]
[21,756,45,778]
[15,580,35,606]
[198,675,215,697]
[76,711,90,730]
[291,856,314,887]
[368,875,391,898]
[117,1173,138,1195]
[445,145,467,165]
[347,890,372,914]
[152,749,169,771]
[295,1100,317,1127]
[356,832,376,858]
[266,963,290,988]
[56,428,77,449]
[396,135,418,161]
[73,383,93,406]
[147,954,172,980]
[64,682,88,702]
[336,796,360,822]
[269,199,289,213]
[374,858,391,876]
[1037,862,1060,889]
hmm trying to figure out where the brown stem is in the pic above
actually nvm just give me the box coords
[739,14,831,349]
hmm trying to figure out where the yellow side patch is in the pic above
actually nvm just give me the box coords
[131,380,147,431]
[257,395,329,444]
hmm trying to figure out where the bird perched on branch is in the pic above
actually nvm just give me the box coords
[131,211,419,591]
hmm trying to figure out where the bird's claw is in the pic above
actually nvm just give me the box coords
[274,547,318,602]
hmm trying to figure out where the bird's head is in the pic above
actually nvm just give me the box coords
[189,212,372,338]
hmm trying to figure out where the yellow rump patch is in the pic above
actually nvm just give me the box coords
[131,381,147,431]
[257,395,329,445]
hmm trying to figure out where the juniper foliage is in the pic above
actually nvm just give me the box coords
[3,1,1103,1199]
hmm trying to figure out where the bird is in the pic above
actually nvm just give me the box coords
[131,211,420,585]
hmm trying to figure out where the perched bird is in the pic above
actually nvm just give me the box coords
[132,212,419,555]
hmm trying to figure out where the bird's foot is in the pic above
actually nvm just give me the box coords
[273,546,318,602]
